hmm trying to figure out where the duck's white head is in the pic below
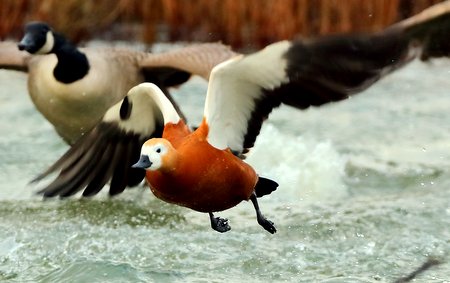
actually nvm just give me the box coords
[132,138,177,172]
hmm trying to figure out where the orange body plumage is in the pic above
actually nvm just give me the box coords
[146,120,257,213]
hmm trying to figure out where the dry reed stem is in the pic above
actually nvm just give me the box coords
[0,0,446,48]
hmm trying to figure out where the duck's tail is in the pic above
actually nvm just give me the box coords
[254,176,278,198]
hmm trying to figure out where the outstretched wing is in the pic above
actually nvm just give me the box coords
[0,41,29,72]
[34,88,164,197]
[140,42,238,81]
[204,1,450,154]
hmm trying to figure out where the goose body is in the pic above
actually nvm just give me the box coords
[27,48,149,141]
[32,0,450,223]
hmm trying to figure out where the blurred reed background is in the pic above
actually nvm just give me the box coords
[0,0,445,48]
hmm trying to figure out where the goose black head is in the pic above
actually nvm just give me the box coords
[18,22,55,54]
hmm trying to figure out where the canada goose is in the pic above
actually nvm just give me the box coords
[35,1,450,198]
[0,21,237,144]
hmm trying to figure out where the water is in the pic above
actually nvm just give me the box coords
[0,49,449,282]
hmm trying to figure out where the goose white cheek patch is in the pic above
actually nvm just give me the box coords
[36,31,55,55]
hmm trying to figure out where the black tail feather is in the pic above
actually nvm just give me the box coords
[254,177,278,198]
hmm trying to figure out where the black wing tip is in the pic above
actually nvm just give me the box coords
[29,175,44,184]
[36,185,75,198]
[37,188,57,198]
[32,120,155,199]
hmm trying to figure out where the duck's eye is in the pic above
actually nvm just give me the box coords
[155,147,161,153]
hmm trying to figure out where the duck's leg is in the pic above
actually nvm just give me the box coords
[250,192,277,234]
[208,212,231,233]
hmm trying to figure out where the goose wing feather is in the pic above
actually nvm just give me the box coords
[0,41,30,72]
[139,42,238,81]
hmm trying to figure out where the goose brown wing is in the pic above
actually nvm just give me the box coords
[34,88,165,197]
[0,41,29,72]
[205,1,450,155]
[140,42,238,81]
[140,43,238,121]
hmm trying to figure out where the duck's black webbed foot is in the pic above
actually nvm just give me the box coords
[250,192,277,234]
[257,216,276,234]
[209,212,231,233]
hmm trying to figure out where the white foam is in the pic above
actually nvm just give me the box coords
[246,124,349,203]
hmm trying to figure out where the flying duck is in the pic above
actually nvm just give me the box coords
[34,0,450,222]
[130,83,279,233]
[0,21,237,144]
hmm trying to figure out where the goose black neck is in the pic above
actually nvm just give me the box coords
[52,33,90,84]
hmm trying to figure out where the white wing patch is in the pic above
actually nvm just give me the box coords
[204,41,291,152]
[103,83,179,136]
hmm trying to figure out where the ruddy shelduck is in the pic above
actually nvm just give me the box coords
[128,84,279,232]
[33,1,450,232]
